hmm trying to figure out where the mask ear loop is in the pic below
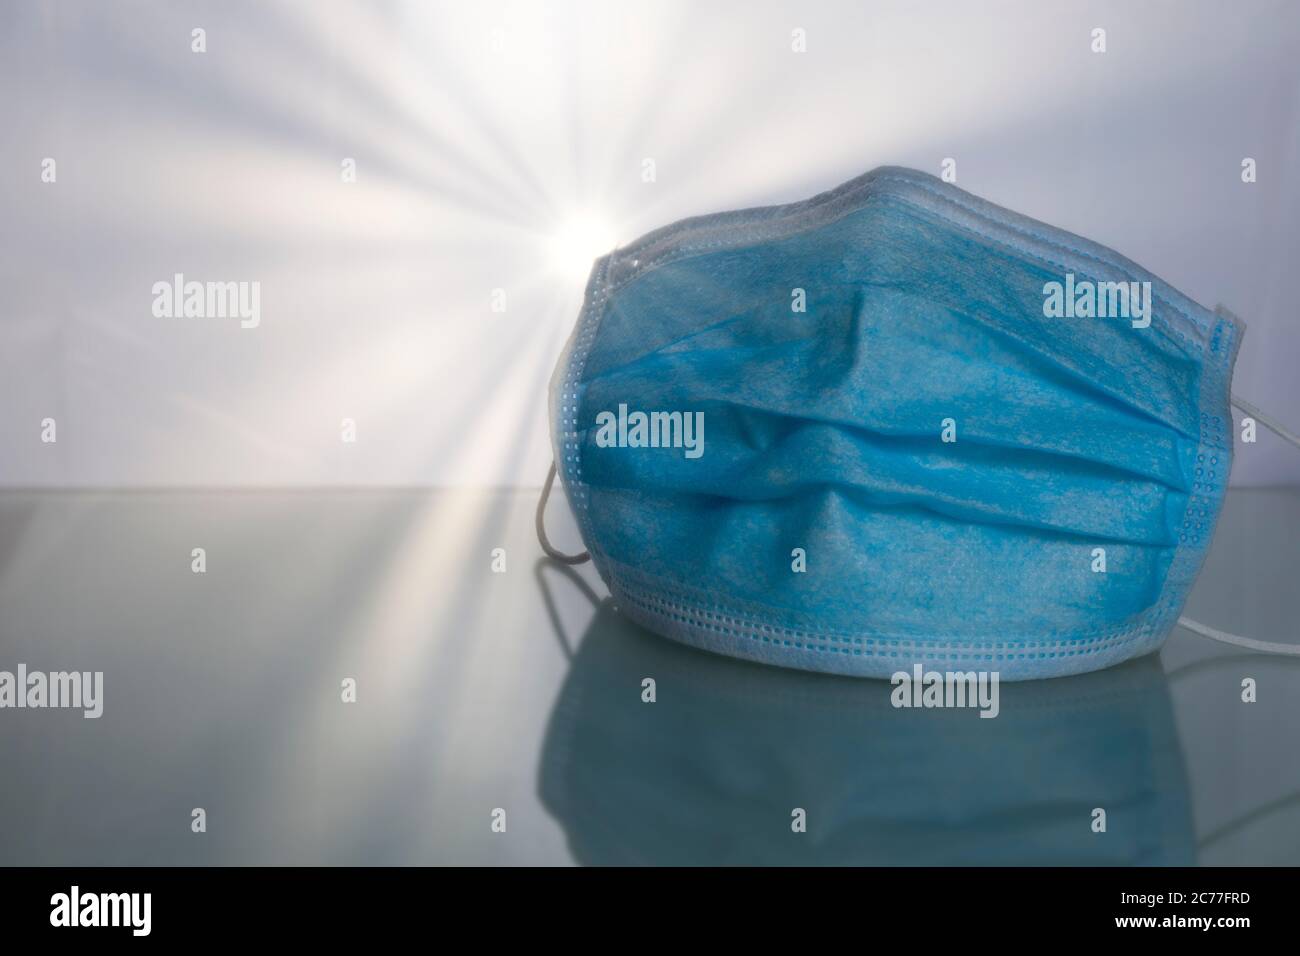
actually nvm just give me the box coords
[1229,393,1300,450]
[1177,394,1300,655]
[536,461,591,564]
[1177,616,1300,656]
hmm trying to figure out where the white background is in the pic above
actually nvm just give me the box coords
[3,0,1297,487]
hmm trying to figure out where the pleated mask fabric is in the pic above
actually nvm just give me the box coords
[548,166,1241,681]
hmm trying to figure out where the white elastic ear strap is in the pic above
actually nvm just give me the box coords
[536,461,591,565]
[1177,394,1300,656]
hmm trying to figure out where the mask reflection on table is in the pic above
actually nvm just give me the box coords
[536,560,1194,866]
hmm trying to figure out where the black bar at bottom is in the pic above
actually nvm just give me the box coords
[0,866,1284,940]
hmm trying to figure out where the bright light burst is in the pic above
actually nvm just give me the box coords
[546,210,618,283]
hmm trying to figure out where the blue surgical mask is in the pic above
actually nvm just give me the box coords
[538,166,1298,680]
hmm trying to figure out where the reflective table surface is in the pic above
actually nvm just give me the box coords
[1,487,1297,865]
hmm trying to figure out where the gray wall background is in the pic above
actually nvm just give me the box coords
[2,0,1297,487]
